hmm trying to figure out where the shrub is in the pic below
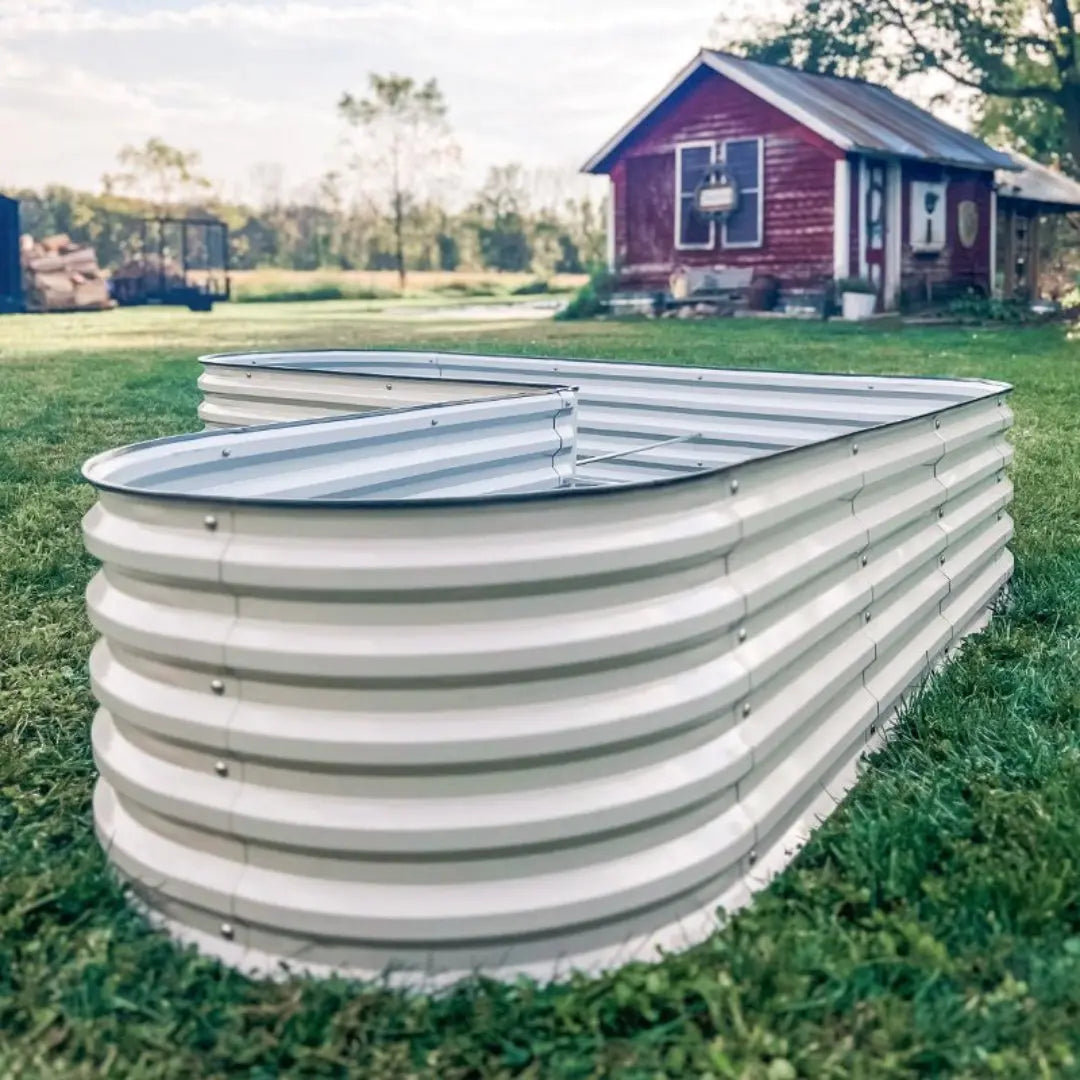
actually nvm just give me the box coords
[432,280,502,297]
[558,265,617,321]
[837,276,878,295]
[947,290,1043,324]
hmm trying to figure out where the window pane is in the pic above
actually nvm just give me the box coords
[679,146,713,194]
[680,196,711,246]
[725,191,759,245]
[725,139,760,191]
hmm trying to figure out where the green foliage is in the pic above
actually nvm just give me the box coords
[731,0,1080,169]
[102,137,212,210]
[557,264,617,320]
[2,311,1080,1075]
[837,276,878,295]
[232,281,394,304]
[2,310,1080,1075]
[947,290,1050,324]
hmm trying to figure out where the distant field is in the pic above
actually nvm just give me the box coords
[229,268,587,304]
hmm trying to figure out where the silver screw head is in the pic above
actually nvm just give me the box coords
[211,678,225,695]
[430,418,438,426]
[748,848,757,866]
[220,922,235,940]
[730,478,739,494]
[214,760,228,777]
[737,626,747,643]
[938,507,945,519]
[940,554,947,566]
[221,448,231,458]
[852,443,859,455]
[864,610,872,623]
[934,418,941,430]
[203,514,217,531]
[742,701,752,717]
[860,554,868,567]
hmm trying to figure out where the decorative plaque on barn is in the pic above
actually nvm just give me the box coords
[694,164,739,218]
[958,201,979,249]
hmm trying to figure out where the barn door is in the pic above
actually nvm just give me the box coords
[863,159,888,309]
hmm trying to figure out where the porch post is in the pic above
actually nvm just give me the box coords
[989,189,999,298]
[1028,214,1041,300]
[1002,205,1017,299]
[833,158,851,281]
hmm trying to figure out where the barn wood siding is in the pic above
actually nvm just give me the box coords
[611,69,842,291]
[900,163,994,305]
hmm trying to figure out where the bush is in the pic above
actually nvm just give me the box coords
[837,276,878,295]
[233,282,392,303]
[558,265,617,321]
[947,290,1043,324]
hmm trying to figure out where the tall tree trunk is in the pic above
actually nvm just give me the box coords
[394,190,406,291]
[1061,86,1080,171]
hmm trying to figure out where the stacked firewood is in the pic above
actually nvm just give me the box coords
[20,234,114,312]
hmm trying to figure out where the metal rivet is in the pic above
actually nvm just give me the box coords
[938,507,945,519]
[870,723,877,736]
[742,701,752,717]
[996,473,1003,483]
[997,510,1003,521]
[748,848,757,866]
[220,922,234,940]
[852,443,859,455]
[430,419,438,426]
[211,679,225,695]
[221,448,230,458]
[864,610,872,623]
[730,478,739,494]
[860,554,868,567]
[696,374,703,381]
[385,383,392,390]
[696,460,703,468]
[245,372,251,378]
[738,626,747,643]
[203,515,217,531]
[940,554,947,565]
[998,399,1004,407]
[934,417,941,430]
[214,760,228,777]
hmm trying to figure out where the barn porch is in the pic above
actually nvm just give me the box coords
[995,154,1080,302]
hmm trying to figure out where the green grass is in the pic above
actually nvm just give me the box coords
[2,307,1080,1078]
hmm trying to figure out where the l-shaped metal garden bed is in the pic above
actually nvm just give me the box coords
[81,350,1014,986]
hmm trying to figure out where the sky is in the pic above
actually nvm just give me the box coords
[0,0,790,204]
[0,0,968,209]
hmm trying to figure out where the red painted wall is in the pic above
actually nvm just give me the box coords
[899,163,994,303]
[609,67,842,290]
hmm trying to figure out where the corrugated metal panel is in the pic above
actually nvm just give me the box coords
[198,350,1000,486]
[86,390,577,501]
[583,50,1017,175]
[83,354,1013,987]
[996,151,1080,210]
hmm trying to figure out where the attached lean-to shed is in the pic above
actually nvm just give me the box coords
[583,51,1033,311]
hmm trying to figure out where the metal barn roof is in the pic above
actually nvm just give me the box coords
[996,152,1080,210]
[583,50,1019,175]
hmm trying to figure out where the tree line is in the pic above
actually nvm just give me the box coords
[6,76,606,283]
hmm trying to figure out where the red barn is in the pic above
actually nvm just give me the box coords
[582,50,1020,311]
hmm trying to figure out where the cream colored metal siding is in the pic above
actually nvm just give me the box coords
[83,369,1013,986]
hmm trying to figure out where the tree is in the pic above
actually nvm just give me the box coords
[102,137,212,211]
[469,164,533,272]
[338,74,459,289]
[728,0,1080,172]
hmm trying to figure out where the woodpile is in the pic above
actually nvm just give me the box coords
[20,234,114,312]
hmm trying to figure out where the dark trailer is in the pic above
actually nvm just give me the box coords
[112,216,230,312]
[0,194,24,313]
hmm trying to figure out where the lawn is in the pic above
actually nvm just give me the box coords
[1,305,1079,1079]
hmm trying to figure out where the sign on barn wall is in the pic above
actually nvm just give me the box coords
[694,164,739,218]
[958,201,980,249]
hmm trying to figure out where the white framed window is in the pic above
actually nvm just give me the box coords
[675,141,715,250]
[721,137,764,249]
